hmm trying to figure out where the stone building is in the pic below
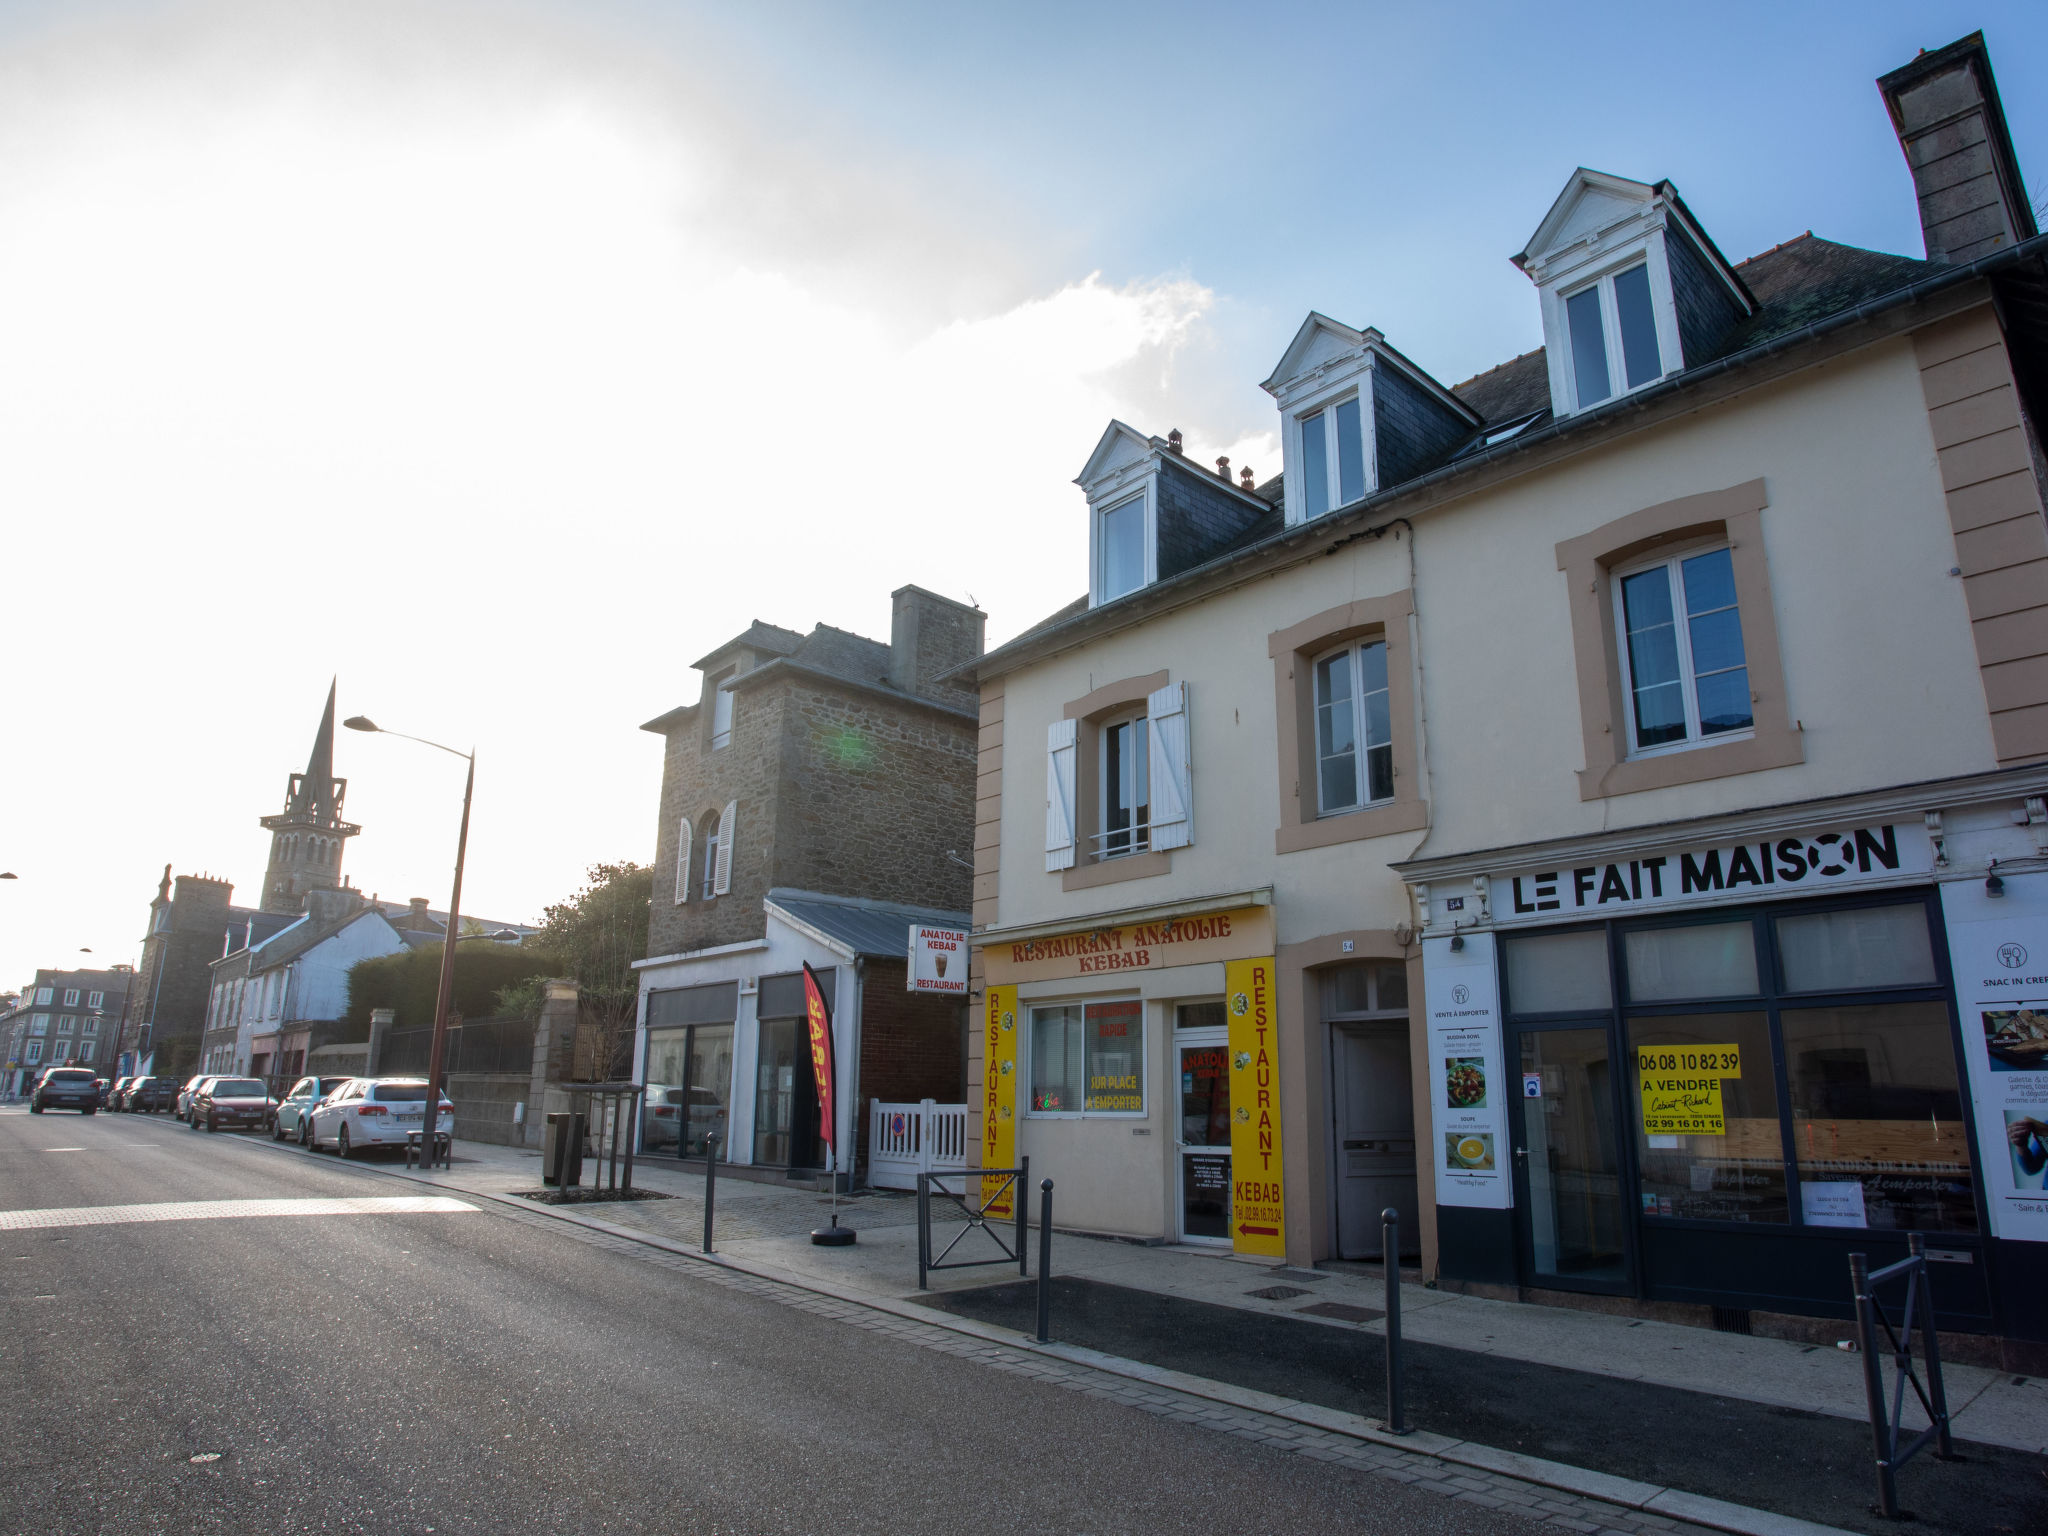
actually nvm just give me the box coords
[2,965,134,1094]
[632,587,983,1181]
[258,681,360,915]
[115,868,293,1079]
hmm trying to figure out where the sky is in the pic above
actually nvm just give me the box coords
[2,0,2045,990]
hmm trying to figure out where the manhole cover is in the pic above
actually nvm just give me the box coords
[1298,1301,1383,1324]
[1245,1285,1313,1301]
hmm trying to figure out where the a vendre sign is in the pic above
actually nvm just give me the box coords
[908,925,968,994]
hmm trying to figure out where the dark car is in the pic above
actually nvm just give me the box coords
[95,1077,115,1108]
[31,1067,100,1115]
[191,1077,274,1133]
[128,1076,179,1114]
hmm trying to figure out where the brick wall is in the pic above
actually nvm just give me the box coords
[856,956,966,1169]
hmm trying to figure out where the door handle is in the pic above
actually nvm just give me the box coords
[1513,1146,1528,1161]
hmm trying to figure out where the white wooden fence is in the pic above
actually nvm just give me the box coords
[868,1099,969,1190]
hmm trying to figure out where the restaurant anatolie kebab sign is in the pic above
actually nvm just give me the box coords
[1226,956,1286,1259]
[984,904,1274,985]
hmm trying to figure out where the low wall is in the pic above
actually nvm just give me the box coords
[446,1072,533,1147]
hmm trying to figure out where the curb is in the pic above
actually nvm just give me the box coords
[253,1136,1859,1536]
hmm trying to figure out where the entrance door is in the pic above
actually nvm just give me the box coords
[754,1017,819,1170]
[1332,1024,1419,1259]
[1510,1026,1631,1290]
[1176,1034,1232,1243]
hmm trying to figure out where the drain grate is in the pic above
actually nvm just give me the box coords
[1710,1305,1754,1335]
[1245,1285,1313,1301]
[1298,1301,1383,1324]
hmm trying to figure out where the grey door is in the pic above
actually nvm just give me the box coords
[1332,1023,1419,1259]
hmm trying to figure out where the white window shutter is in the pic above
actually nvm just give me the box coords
[1148,681,1193,850]
[1045,718,1077,872]
[714,800,736,895]
[673,817,693,904]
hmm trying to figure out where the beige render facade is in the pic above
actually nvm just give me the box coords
[964,34,2048,1364]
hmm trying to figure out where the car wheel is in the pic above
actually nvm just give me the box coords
[337,1125,353,1161]
[272,1118,285,1142]
[188,1114,200,1131]
[83,1106,96,1116]
[299,1118,312,1148]
[206,1114,218,1133]
[29,1102,41,1114]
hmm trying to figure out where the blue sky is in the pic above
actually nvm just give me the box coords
[1,0,2042,988]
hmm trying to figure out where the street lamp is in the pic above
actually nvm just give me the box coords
[345,714,474,1162]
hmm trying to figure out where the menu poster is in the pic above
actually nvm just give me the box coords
[1940,877,2048,1243]
[1423,933,1510,1209]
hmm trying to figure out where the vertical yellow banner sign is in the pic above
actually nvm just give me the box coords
[982,984,1018,1218]
[1226,956,1285,1258]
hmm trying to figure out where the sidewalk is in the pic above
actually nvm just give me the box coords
[401,1138,2044,1459]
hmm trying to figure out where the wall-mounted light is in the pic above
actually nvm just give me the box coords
[1449,932,1466,952]
[1986,857,2005,898]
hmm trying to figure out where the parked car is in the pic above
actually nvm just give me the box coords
[30,1066,100,1115]
[104,1076,133,1109]
[644,1083,724,1153]
[273,1076,354,1145]
[126,1076,180,1113]
[176,1076,219,1120]
[307,1078,454,1159]
[189,1077,274,1133]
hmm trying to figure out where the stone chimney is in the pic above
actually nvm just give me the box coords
[407,897,434,932]
[304,885,363,926]
[1879,33,2038,265]
[888,585,987,698]
[366,1007,395,1075]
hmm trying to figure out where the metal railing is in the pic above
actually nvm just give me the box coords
[916,1162,1029,1290]
[1849,1234,1955,1520]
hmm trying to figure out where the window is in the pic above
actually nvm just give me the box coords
[1313,640,1392,815]
[1029,1000,1145,1114]
[672,816,694,905]
[1098,494,1146,601]
[702,815,720,899]
[57,1015,75,1036]
[79,1040,95,1064]
[25,1039,42,1064]
[1615,546,1751,754]
[81,1016,99,1036]
[63,988,80,1006]
[1564,262,1663,409]
[29,1014,47,1036]
[35,987,51,1005]
[1298,396,1366,520]
[700,802,734,899]
[87,991,103,1009]
[710,683,734,751]
[1099,714,1149,858]
[1503,929,1613,1014]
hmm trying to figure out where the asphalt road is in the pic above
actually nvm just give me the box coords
[0,1106,1530,1536]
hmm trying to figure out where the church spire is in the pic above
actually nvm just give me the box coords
[293,678,339,819]
[259,679,362,915]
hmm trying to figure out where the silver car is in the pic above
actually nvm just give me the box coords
[273,1075,355,1145]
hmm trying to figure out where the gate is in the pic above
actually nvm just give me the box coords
[868,1099,968,1190]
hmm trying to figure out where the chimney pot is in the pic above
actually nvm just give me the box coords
[1240,466,1255,491]
[1215,456,1230,481]
[1167,429,1183,454]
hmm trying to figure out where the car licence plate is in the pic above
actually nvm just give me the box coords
[396,1111,422,1121]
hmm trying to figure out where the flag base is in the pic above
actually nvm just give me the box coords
[810,1224,856,1246]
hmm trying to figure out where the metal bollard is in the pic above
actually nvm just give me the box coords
[1382,1206,1408,1435]
[1035,1179,1054,1344]
[1016,1156,1030,1278]
[701,1133,720,1255]
[916,1172,930,1290]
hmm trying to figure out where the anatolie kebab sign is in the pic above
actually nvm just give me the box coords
[908,924,969,994]
[1468,820,1933,928]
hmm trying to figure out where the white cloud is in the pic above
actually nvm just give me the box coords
[0,0,1260,992]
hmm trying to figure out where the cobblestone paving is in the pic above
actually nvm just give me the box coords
[490,1202,1731,1536]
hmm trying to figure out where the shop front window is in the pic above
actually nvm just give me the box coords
[645,1024,733,1158]
[1627,1011,1786,1224]
[1029,1000,1145,1114]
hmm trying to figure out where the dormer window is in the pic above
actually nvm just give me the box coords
[1098,493,1148,602]
[710,681,734,751]
[1564,262,1663,408]
[1298,396,1366,519]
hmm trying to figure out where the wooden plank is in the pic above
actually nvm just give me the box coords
[1939,426,2032,494]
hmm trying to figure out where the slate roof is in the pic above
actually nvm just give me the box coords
[692,620,805,672]
[765,888,969,960]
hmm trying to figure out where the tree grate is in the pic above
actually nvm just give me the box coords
[1244,1284,1314,1300]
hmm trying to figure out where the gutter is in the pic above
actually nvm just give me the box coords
[963,230,2048,685]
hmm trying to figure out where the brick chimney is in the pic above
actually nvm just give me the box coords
[888,585,986,698]
[1878,33,2038,264]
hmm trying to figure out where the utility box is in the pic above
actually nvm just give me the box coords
[543,1110,586,1188]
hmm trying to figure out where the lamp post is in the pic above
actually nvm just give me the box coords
[344,715,474,1160]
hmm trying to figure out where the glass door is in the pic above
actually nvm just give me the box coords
[1177,1033,1231,1243]
[1511,1025,1632,1291]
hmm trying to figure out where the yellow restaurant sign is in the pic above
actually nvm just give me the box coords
[983,905,1274,987]
[1226,956,1286,1258]
[982,984,1019,1217]
[1637,1044,1742,1136]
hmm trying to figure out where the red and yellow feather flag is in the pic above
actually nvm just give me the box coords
[801,962,837,1151]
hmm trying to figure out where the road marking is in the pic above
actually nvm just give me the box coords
[0,1196,478,1230]
[42,1148,87,1153]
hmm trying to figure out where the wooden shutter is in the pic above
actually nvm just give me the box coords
[1148,681,1193,850]
[713,800,736,895]
[1045,718,1077,872]
[673,817,693,904]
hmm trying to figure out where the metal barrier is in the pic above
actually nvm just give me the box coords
[1382,1206,1409,1434]
[1849,1234,1955,1519]
[916,1161,1029,1290]
[1035,1179,1054,1343]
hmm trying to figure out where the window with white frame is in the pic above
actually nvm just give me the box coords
[63,988,80,1006]
[81,1015,99,1036]
[1029,999,1145,1114]
[1097,494,1147,602]
[1614,545,1751,753]
[57,1015,75,1036]
[710,682,734,751]
[1564,263,1664,409]
[29,1014,47,1035]
[1298,396,1366,520]
[673,816,694,905]
[700,803,734,899]
[79,1039,95,1063]
[87,991,103,1009]
[701,814,721,898]
[35,987,52,1005]
[1099,713,1149,858]
[1313,638,1393,814]
[25,1039,42,1064]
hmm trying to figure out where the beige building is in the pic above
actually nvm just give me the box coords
[962,33,2048,1365]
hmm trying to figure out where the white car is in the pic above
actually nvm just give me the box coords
[307,1077,454,1159]
[272,1075,356,1145]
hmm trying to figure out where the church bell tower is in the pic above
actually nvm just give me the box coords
[259,680,362,915]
